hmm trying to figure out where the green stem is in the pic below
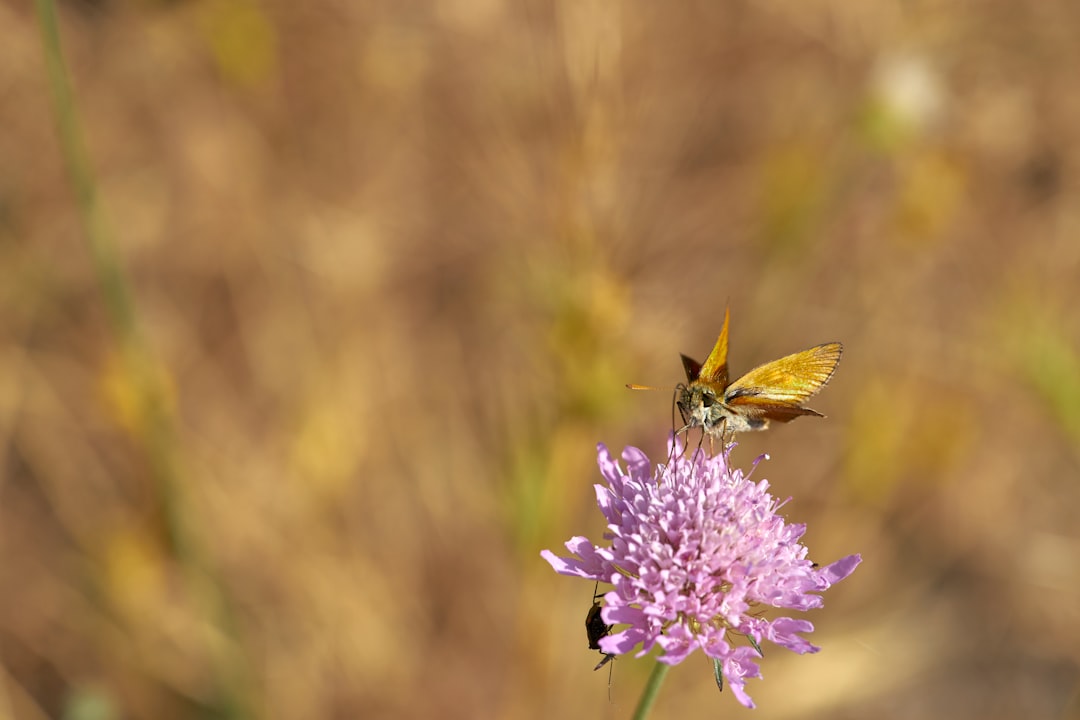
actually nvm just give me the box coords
[34,3,251,717]
[34,0,198,594]
[35,0,137,338]
[631,661,671,720]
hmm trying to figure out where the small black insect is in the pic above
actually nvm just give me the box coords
[585,583,615,671]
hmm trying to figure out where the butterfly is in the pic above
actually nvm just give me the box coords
[585,583,615,672]
[662,307,842,441]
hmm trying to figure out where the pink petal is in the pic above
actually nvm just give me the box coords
[767,617,819,654]
[820,554,862,585]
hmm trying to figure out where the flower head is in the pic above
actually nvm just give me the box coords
[541,438,860,708]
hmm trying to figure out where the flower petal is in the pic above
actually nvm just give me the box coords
[820,554,862,585]
[601,625,651,655]
[767,617,819,654]
[723,647,764,709]
[539,537,607,578]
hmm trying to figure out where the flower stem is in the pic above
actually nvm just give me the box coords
[34,1,252,716]
[631,661,670,720]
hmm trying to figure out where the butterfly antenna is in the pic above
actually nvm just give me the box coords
[671,383,698,470]
[669,386,678,442]
[668,385,681,472]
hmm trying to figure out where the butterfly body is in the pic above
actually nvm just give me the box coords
[677,382,771,434]
[676,308,842,439]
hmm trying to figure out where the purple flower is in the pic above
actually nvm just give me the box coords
[541,439,861,708]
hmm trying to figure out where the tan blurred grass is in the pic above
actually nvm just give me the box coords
[2,1,1080,718]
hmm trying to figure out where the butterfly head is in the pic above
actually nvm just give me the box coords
[676,382,720,432]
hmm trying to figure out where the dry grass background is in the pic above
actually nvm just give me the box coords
[2,1,1080,718]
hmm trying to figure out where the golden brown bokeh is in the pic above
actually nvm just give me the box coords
[3,1,1080,718]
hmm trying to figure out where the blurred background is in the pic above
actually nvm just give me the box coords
[2,0,1079,718]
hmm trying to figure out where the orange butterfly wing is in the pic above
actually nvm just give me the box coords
[722,342,843,421]
[693,306,730,388]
